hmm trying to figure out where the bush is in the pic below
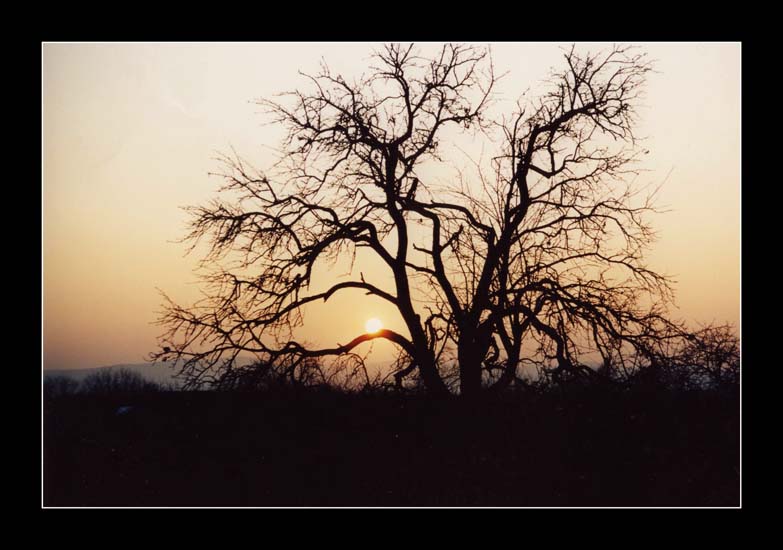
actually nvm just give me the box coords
[80,368,164,396]
[43,375,80,400]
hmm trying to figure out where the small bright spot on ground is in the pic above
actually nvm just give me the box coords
[366,318,383,333]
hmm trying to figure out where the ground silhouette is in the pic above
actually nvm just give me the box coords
[44,380,738,507]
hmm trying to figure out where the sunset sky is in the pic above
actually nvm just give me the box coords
[42,42,740,371]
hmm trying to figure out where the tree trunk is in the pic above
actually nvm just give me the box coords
[420,361,450,396]
[411,346,450,396]
[458,345,483,398]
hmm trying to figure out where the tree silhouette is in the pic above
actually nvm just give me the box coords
[153,43,706,397]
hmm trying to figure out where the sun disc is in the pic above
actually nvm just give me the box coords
[365,318,383,333]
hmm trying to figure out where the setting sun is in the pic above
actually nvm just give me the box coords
[365,318,383,334]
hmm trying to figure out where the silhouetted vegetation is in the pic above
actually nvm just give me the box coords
[43,375,80,400]
[44,340,738,506]
[43,378,738,506]
[44,368,170,401]
[80,368,168,395]
[155,322,739,398]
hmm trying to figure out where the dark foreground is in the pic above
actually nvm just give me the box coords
[44,388,739,507]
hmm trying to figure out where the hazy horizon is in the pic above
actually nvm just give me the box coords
[43,42,740,371]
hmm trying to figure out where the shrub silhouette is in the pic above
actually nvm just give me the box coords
[80,368,165,396]
[43,375,79,400]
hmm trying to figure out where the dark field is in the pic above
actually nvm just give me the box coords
[44,389,739,507]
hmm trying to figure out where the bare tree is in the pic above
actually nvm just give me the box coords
[654,324,740,391]
[153,43,721,397]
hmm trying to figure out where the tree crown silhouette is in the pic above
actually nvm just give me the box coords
[153,43,715,396]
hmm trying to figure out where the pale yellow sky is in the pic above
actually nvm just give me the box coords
[42,42,740,370]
